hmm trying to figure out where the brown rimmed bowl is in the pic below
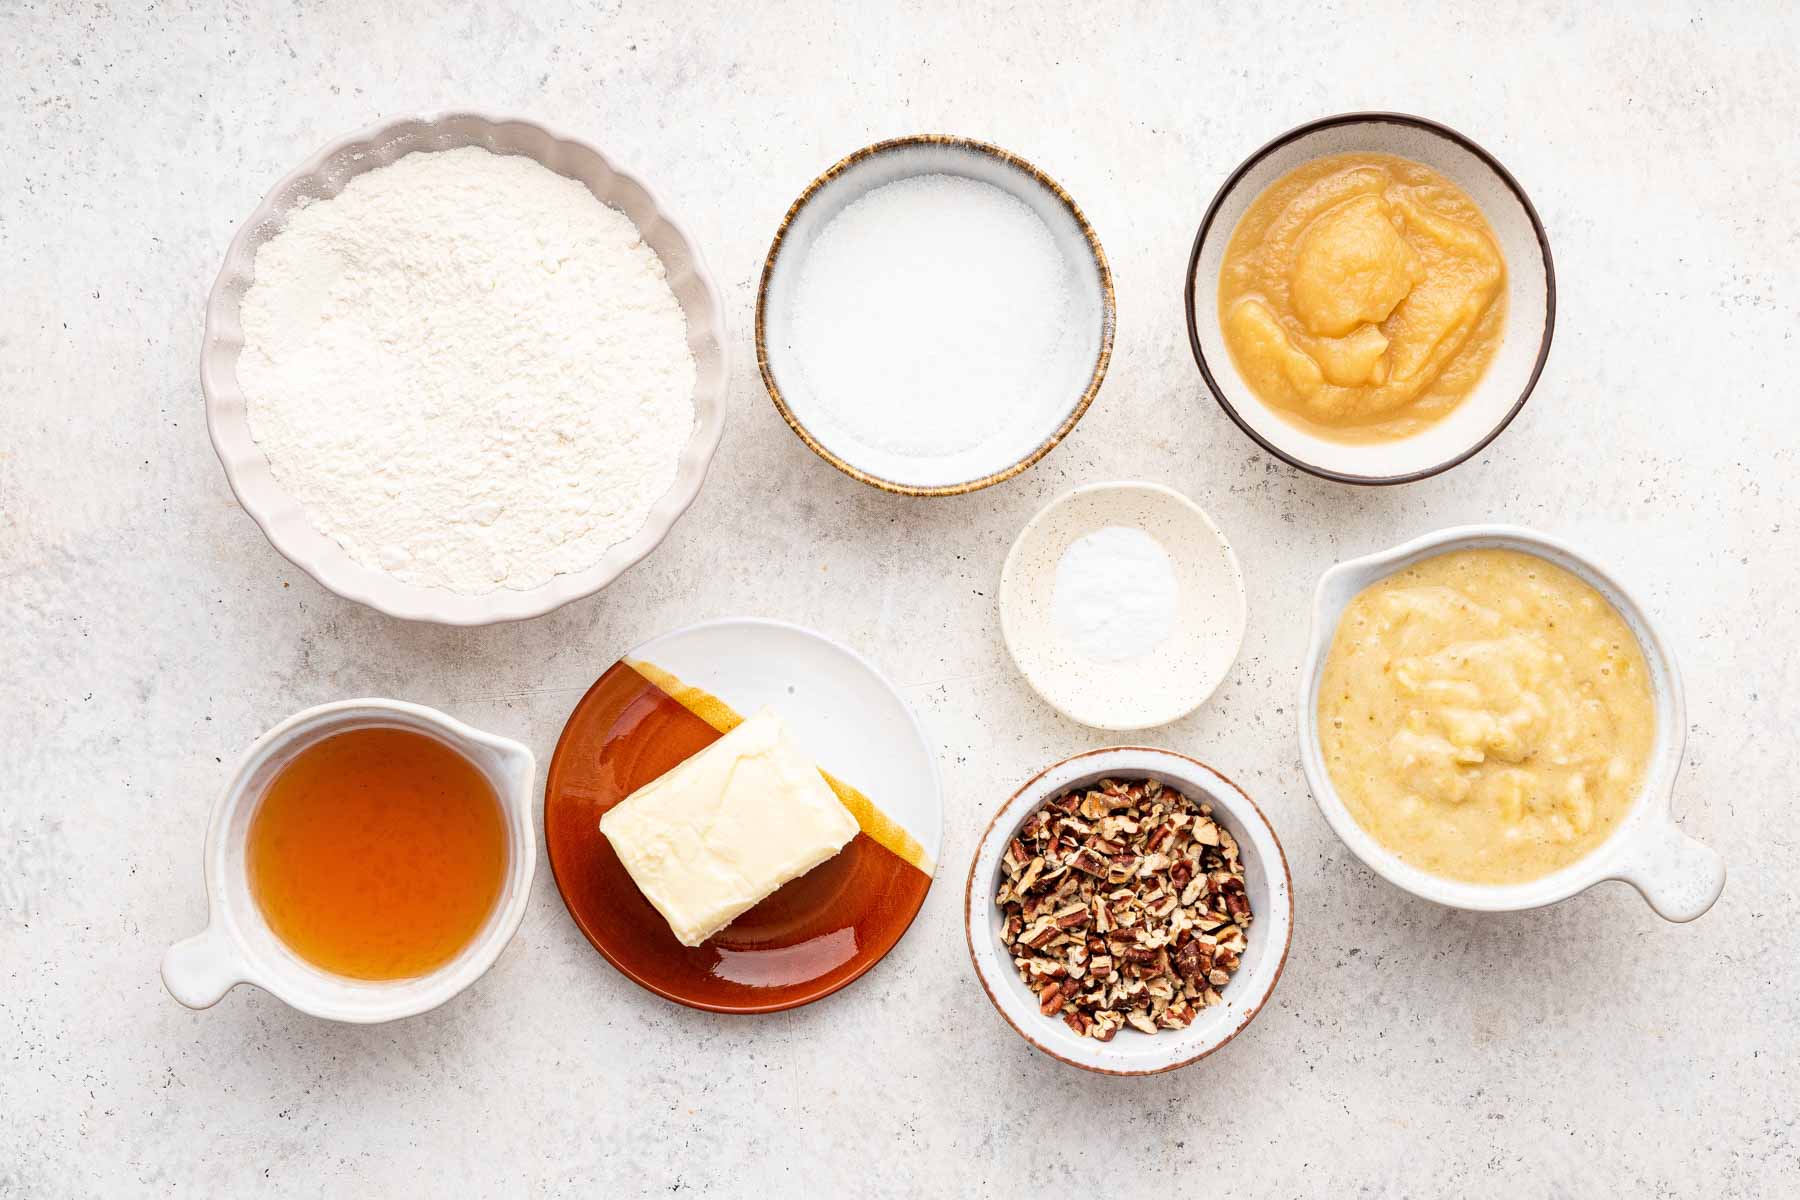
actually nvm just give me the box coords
[964,747,1293,1074]
[1184,112,1555,486]
[756,135,1115,497]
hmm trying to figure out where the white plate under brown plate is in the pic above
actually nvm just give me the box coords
[202,112,729,624]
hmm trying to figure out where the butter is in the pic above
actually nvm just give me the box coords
[599,708,859,947]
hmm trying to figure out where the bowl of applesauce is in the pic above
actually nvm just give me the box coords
[1298,525,1724,921]
[1185,113,1554,485]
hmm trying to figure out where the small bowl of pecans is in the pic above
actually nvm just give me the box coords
[964,746,1293,1074]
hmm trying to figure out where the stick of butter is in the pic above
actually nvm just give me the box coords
[599,708,860,947]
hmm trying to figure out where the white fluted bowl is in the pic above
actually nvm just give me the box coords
[201,112,728,624]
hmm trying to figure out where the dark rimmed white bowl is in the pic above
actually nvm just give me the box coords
[1185,112,1554,485]
[964,747,1293,1075]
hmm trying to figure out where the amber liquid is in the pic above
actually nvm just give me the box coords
[247,727,507,981]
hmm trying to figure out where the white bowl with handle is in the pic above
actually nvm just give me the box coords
[1298,524,1724,920]
[161,699,537,1022]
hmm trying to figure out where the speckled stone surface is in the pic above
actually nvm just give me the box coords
[4,3,1797,1195]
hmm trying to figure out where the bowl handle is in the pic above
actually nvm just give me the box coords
[162,926,252,1009]
[1610,822,1725,923]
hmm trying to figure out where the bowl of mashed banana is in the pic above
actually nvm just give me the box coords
[1185,113,1554,484]
[1298,525,1724,921]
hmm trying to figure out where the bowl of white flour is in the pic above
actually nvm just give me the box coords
[756,136,1114,496]
[202,113,728,623]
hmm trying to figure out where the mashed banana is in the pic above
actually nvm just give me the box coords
[1219,154,1507,442]
[1317,549,1654,884]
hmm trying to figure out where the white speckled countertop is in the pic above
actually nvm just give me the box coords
[4,3,1797,1195]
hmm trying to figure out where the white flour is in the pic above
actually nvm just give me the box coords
[237,146,696,594]
[1053,526,1179,661]
[782,173,1080,487]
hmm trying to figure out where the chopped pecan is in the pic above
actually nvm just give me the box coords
[1069,847,1110,877]
[996,778,1252,1039]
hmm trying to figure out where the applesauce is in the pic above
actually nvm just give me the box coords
[1218,153,1507,442]
[1317,549,1654,884]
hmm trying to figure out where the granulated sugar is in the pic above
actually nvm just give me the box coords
[782,174,1082,486]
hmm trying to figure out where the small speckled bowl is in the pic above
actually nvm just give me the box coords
[966,747,1293,1075]
[202,111,729,624]
[1185,112,1554,485]
[757,135,1115,496]
[1300,524,1725,920]
[999,482,1246,730]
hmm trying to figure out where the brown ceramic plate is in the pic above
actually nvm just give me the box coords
[544,618,942,1013]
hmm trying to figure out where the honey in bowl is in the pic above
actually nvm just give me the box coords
[247,726,507,981]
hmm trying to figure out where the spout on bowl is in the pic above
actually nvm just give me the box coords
[162,925,253,1010]
[1609,821,1725,923]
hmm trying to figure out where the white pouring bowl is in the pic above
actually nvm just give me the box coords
[1298,525,1725,920]
[202,112,729,624]
[965,746,1293,1075]
[161,699,537,1023]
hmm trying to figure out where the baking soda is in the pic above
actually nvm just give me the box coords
[1053,526,1179,661]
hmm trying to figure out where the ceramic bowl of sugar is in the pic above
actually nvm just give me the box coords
[999,482,1247,730]
[756,136,1115,496]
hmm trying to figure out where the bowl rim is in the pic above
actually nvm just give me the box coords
[755,133,1116,497]
[997,480,1248,731]
[1296,523,1697,912]
[200,110,730,624]
[963,745,1294,1075]
[1181,110,1557,486]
